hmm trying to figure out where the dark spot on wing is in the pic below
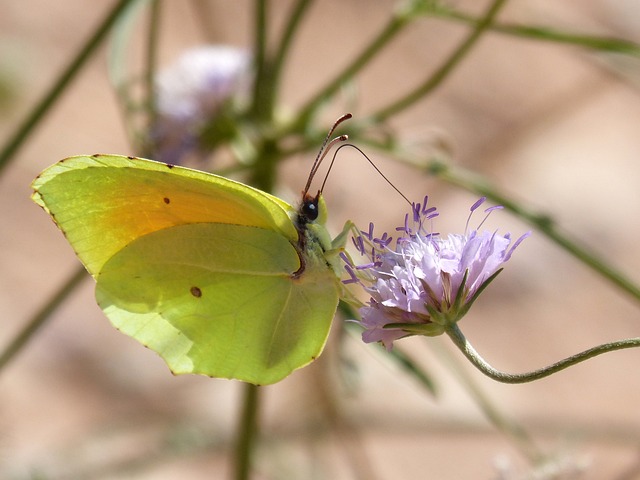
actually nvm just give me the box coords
[127,155,135,160]
[166,164,175,169]
[163,197,171,204]
[190,286,202,298]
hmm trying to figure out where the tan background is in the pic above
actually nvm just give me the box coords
[2,1,640,478]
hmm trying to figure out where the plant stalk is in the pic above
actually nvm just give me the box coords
[446,323,640,384]
[0,0,137,173]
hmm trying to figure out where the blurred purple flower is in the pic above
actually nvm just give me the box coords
[343,196,529,350]
[151,45,251,164]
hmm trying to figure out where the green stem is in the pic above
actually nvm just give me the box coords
[139,0,162,157]
[0,266,87,374]
[269,0,314,109]
[431,161,640,302]
[432,7,640,55]
[250,0,273,121]
[369,0,509,123]
[144,0,161,129]
[249,138,280,193]
[291,6,412,131]
[234,383,260,480]
[0,0,137,174]
[445,323,640,384]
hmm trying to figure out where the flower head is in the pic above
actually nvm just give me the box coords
[343,196,529,350]
[151,45,251,164]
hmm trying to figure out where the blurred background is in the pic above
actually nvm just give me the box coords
[2,1,640,478]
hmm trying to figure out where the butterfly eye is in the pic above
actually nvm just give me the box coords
[301,197,319,222]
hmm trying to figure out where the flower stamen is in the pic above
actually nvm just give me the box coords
[343,197,529,350]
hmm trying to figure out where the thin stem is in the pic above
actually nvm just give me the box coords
[233,383,260,480]
[269,0,314,108]
[369,0,509,123]
[432,161,640,302]
[250,0,273,121]
[138,0,162,158]
[144,0,161,133]
[0,0,137,174]
[0,266,87,374]
[432,7,640,55]
[291,7,412,132]
[445,323,640,384]
[361,138,640,303]
[249,138,280,194]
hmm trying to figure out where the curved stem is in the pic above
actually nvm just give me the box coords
[445,323,640,384]
[0,266,87,374]
[0,0,137,174]
[369,0,508,123]
[234,383,260,480]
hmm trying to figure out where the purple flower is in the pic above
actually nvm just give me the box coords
[343,196,529,350]
[151,45,251,164]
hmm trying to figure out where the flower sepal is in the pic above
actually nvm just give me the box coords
[424,303,453,327]
[382,322,446,337]
[455,267,504,320]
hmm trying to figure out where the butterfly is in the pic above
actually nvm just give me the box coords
[31,114,352,385]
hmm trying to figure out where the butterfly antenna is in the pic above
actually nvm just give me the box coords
[303,113,352,196]
[321,143,412,207]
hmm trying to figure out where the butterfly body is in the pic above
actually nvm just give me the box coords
[32,154,343,385]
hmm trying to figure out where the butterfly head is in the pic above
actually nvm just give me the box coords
[298,190,327,227]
